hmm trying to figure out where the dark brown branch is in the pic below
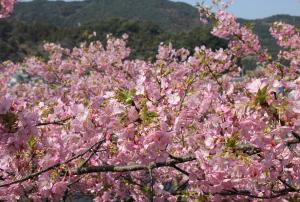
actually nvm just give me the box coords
[0,138,106,188]
[0,168,15,177]
[206,65,234,104]
[235,144,261,156]
[291,131,300,141]
[148,168,155,202]
[216,187,299,199]
[36,116,75,127]
[171,165,190,176]
[77,146,105,169]
[179,75,196,112]
[174,179,189,194]
[121,175,144,188]
[287,139,300,146]
[74,155,196,175]
[61,177,85,202]
[287,131,300,146]
[278,177,298,192]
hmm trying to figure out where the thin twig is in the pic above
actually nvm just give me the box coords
[0,138,106,188]
[36,116,75,127]
[148,167,154,202]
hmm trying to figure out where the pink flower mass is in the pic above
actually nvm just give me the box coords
[1,0,300,201]
[0,0,16,18]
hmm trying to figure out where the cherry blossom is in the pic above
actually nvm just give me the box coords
[0,0,300,201]
[0,0,16,18]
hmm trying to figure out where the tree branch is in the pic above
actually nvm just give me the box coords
[36,116,75,127]
[287,131,300,146]
[0,138,106,188]
[74,155,196,175]
[291,131,300,141]
[216,187,299,199]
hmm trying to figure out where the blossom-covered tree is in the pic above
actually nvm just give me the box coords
[0,0,16,18]
[1,0,300,201]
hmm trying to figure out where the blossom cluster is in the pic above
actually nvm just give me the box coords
[0,1,300,201]
[212,11,262,58]
[0,0,16,18]
[270,22,300,68]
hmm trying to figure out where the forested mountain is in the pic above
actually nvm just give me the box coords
[12,0,200,32]
[0,18,226,62]
[0,0,299,62]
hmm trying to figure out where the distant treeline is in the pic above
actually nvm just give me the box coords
[0,18,227,62]
[1,14,300,63]
[3,0,299,64]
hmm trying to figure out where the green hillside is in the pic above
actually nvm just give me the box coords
[1,0,299,63]
[11,0,200,32]
[0,18,226,62]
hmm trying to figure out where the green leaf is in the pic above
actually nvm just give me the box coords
[140,107,158,125]
[116,88,136,105]
[255,86,268,106]
[195,194,210,202]
[225,137,237,148]
[83,99,89,107]
[49,84,58,90]
[225,133,240,148]
[141,186,151,194]
[187,123,197,131]
[28,136,37,150]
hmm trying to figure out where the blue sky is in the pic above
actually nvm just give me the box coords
[173,0,300,19]
[19,0,300,19]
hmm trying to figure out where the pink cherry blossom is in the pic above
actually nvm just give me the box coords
[1,0,300,201]
[246,78,267,94]
[0,0,16,18]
